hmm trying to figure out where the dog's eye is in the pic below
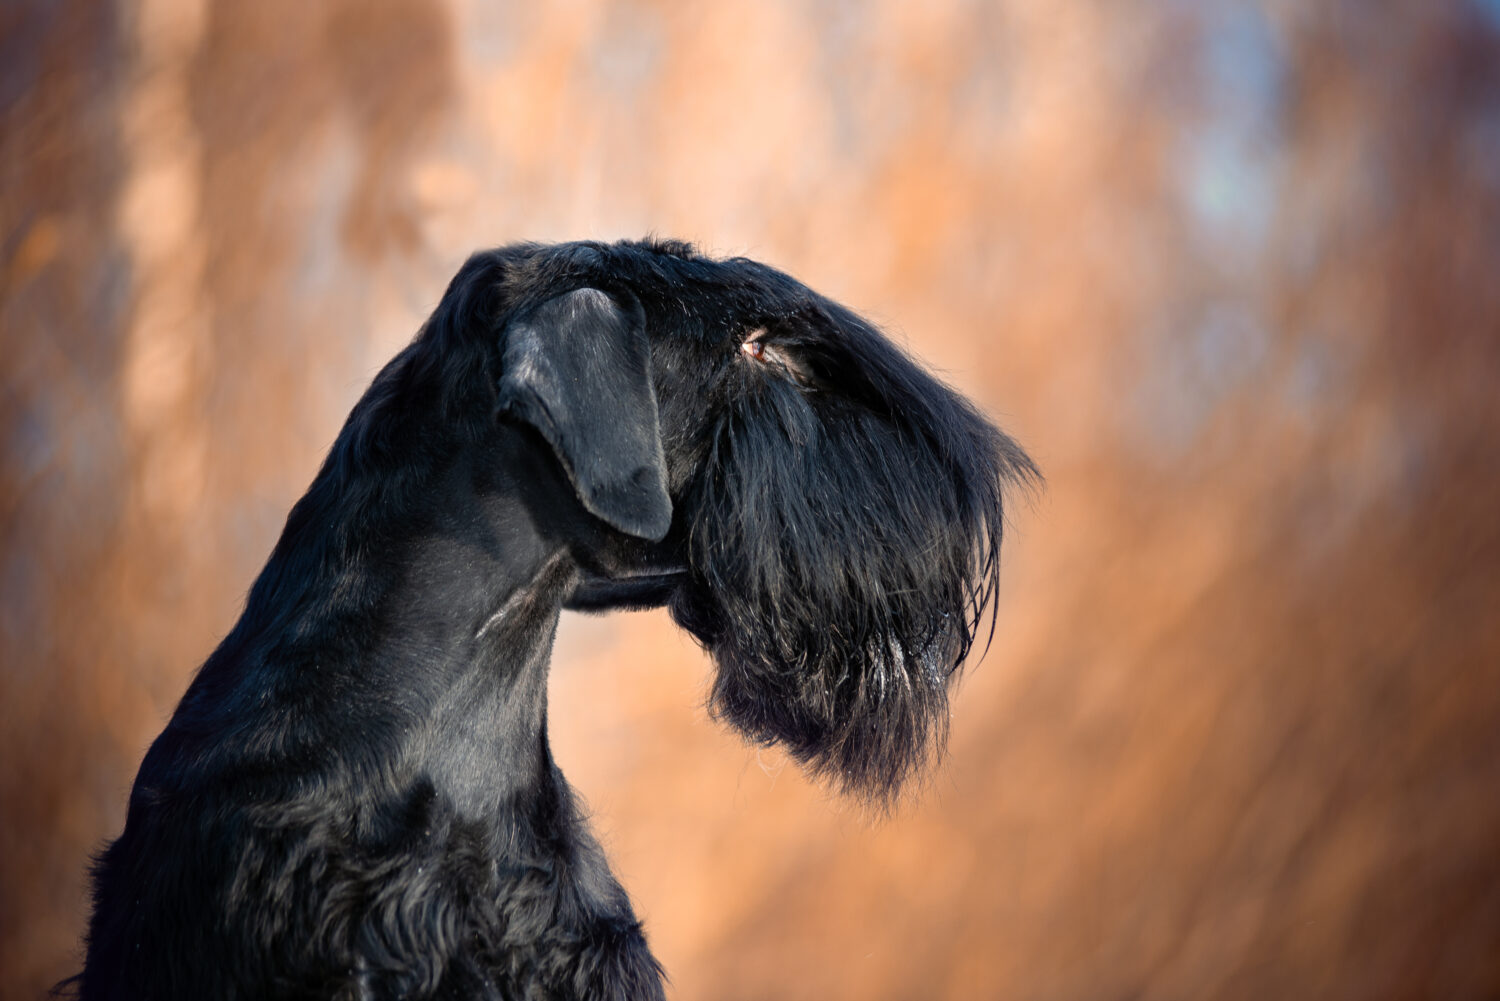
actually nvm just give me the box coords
[739,330,810,384]
[739,328,774,362]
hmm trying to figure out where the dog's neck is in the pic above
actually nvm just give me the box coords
[110,415,665,998]
[403,547,575,817]
[168,421,582,818]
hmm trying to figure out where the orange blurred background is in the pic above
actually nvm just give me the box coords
[4,2,1500,998]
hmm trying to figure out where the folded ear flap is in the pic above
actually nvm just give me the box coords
[497,287,673,541]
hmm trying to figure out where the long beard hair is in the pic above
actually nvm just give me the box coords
[670,327,1037,808]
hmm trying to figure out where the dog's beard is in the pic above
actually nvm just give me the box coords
[671,376,1026,807]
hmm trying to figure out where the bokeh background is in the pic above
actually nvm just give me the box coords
[5,1,1500,998]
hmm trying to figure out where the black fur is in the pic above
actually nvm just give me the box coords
[70,240,1037,999]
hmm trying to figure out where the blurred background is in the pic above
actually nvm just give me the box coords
[4,1,1500,998]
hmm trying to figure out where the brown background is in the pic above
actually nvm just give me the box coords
[4,1,1500,998]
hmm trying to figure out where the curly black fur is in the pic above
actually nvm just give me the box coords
[69,240,1036,999]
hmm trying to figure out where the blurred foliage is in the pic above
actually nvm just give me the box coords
[3,1,1499,998]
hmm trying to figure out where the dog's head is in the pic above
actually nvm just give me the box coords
[442,240,1036,805]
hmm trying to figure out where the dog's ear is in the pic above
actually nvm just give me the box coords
[497,287,673,541]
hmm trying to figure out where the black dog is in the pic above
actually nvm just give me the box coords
[73,240,1036,999]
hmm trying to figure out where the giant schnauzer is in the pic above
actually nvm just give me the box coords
[74,239,1036,999]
